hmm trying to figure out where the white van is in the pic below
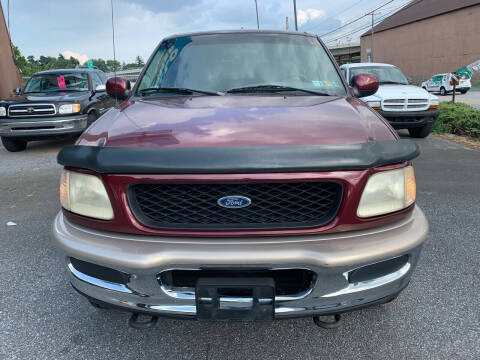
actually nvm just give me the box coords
[341,63,439,138]
[421,73,471,96]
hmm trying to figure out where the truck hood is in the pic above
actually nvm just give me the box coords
[0,91,90,104]
[78,95,396,148]
[362,84,434,102]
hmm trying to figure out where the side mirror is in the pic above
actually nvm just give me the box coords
[106,77,131,100]
[13,87,21,95]
[352,73,379,98]
[95,84,106,92]
[407,77,413,84]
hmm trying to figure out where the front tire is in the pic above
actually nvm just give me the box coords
[87,112,98,127]
[460,90,468,94]
[440,87,447,96]
[408,123,433,138]
[1,137,27,152]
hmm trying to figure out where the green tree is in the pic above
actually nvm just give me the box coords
[106,59,121,72]
[135,55,144,67]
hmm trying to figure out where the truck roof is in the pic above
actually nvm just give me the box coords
[342,63,396,68]
[34,68,103,75]
[162,29,318,41]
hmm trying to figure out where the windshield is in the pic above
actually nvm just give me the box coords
[350,66,408,85]
[24,73,89,93]
[137,33,346,96]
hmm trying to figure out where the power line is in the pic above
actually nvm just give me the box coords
[319,0,395,38]
[324,5,403,44]
[323,1,410,43]
[323,4,405,45]
[303,0,366,32]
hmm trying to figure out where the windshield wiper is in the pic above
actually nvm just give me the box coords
[138,87,221,96]
[380,81,407,85]
[226,84,330,96]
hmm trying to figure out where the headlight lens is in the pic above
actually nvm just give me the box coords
[58,103,81,114]
[0,106,6,117]
[59,170,114,220]
[357,166,416,218]
[366,101,381,110]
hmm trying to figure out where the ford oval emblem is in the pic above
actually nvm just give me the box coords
[217,195,251,209]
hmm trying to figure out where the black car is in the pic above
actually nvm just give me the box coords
[0,68,114,152]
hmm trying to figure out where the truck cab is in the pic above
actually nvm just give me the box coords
[0,68,113,152]
[341,63,439,138]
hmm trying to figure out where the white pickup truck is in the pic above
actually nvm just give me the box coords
[341,63,439,138]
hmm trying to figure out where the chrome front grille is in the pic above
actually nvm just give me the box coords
[382,99,429,111]
[8,103,56,117]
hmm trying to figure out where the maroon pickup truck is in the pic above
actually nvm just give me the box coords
[53,31,428,329]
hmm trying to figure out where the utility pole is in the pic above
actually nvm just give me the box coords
[7,0,9,35]
[371,12,374,62]
[254,0,259,29]
[364,0,394,62]
[293,0,298,31]
[347,36,352,63]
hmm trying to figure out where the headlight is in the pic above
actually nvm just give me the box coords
[0,106,6,117]
[58,103,81,114]
[366,101,381,110]
[429,99,439,109]
[60,170,114,220]
[357,166,416,218]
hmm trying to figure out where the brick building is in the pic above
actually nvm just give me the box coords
[360,0,480,83]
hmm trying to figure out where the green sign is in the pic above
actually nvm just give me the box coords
[456,66,472,79]
[455,60,480,79]
[85,59,94,69]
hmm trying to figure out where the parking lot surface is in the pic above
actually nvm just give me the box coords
[438,88,480,106]
[0,133,479,360]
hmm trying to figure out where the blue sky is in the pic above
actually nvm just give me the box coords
[1,0,411,64]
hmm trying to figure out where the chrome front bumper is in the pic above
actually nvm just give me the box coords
[0,114,88,137]
[52,206,428,319]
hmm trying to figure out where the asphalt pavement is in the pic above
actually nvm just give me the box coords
[438,87,480,107]
[0,133,479,360]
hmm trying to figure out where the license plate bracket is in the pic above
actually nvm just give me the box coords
[196,277,275,321]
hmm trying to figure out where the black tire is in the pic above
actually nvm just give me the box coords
[440,87,447,96]
[408,123,433,138]
[87,111,98,127]
[460,90,468,94]
[1,137,27,152]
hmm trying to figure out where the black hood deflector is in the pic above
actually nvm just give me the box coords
[58,140,419,174]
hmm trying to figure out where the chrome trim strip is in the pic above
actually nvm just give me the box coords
[322,262,411,298]
[148,305,196,314]
[160,285,312,302]
[67,262,132,294]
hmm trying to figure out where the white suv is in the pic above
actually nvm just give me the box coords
[341,63,439,138]
[422,73,471,96]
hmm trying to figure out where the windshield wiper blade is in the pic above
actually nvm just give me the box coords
[139,87,221,96]
[226,84,330,96]
[380,81,406,85]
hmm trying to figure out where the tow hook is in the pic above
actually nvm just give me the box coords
[128,313,158,329]
[313,314,343,329]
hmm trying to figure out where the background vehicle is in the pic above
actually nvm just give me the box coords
[341,63,439,138]
[421,73,472,96]
[53,31,427,328]
[0,68,112,152]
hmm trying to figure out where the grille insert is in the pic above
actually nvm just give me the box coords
[8,103,56,117]
[128,181,343,230]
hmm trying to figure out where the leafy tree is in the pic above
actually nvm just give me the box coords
[12,45,137,76]
[135,55,144,67]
